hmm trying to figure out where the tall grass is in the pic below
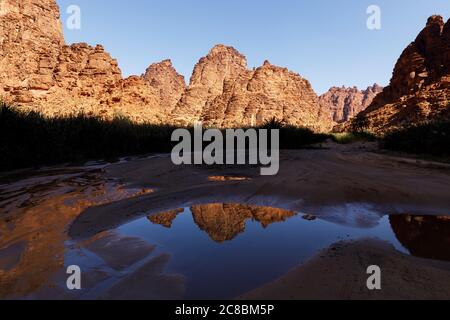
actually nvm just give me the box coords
[0,106,331,171]
[330,131,377,144]
[0,104,178,171]
[382,122,450,157]
[260,118,331,149]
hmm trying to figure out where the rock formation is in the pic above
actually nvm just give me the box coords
[172,46,332,131]
[0,0,332,131]
[319,84,383,123]
[0,0,185,123]
[351,15,450,133]
[142,59,186,114]
[171,45,248,125]
[0,0,64,102]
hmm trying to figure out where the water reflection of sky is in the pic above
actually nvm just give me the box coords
[2,166,449,300]
[118,207,407,299]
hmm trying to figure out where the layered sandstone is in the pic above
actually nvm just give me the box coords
[171,45,248,125]
[319,84,383,123]
[142,59,186,113]
[351,16,450,133]
[0,0,64,100]
[1,0,332,131]
[0,0,185,123]
[390,215,450,261]
[172,46,331,131]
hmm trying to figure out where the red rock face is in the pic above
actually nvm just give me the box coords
[171,45,249,125]
[0,0,64,99]
[319,84,383,123]
[0,0,355,132]
[173,47,332,131]
[0,0,185,123]
[143,59,186,113]
[352,16,450,133]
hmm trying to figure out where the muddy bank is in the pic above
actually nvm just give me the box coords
[69,144,450,239]
[240,239,450,300]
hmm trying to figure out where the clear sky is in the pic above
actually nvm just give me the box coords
[56,0,449,94]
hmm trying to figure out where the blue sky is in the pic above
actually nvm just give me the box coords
[56,0,449,94]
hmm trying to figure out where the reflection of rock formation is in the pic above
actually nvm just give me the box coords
[390,215,450,261]
[0,0,185,123]
[148,204,296,243]
[191,204,296,243]
[148,209,184,228]
[0,168,151,299]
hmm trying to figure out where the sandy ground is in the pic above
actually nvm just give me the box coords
[63,142,450,300]
[240,239,450,300]
[69,142,450,239]
[4,142,450,299]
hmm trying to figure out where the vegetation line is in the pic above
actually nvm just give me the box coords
[2,104,448,171]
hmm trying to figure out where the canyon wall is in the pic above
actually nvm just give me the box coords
[0,0,185,123]
[351,15,450,133]
[0,0,335,131]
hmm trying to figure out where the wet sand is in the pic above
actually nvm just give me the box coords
[241,239,450,300]
[69,143,450,239]
[3,142,450,299]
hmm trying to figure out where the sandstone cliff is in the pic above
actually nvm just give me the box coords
[0,0,185,123]
[351,16,450,133]
[172,45,248,125]
[172,46,331,131]
[319,84,383,123]
[147,204,296,243]
[0,0,333,131]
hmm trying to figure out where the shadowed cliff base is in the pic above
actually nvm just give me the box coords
[346,15,450,134]
[0,104,330,171]
[382,121,450,157]
[3,103,450,172]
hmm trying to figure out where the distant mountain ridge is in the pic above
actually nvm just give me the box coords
[319,84,383,124]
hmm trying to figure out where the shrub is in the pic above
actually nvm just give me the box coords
[382,122,450,157]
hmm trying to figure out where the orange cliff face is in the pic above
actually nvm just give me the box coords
[0,0,186,123]
[0,0,332,131]
[350,15,450,133]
